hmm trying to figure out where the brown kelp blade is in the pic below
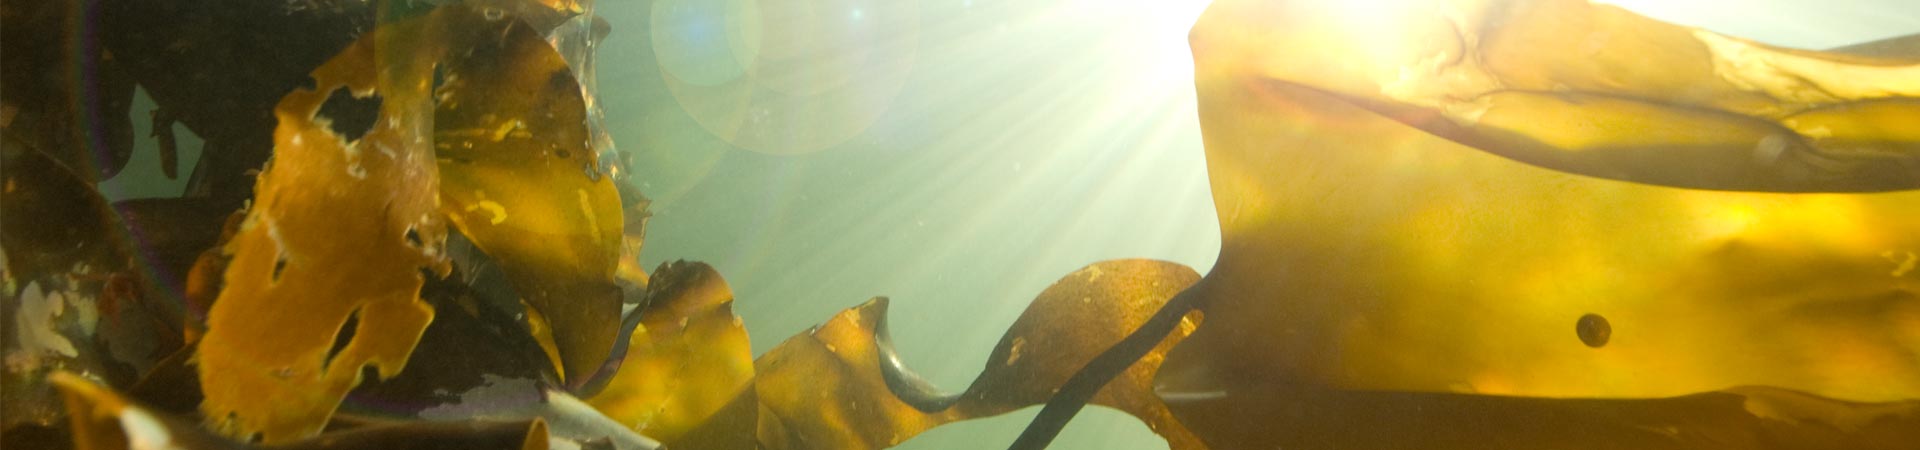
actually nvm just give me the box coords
[585,261,757,449]
[432,6,625,388]
[196,6,532,442]
[1174,0,1920,403]
[1187,0,1920,193]
[1145,0,1920,447]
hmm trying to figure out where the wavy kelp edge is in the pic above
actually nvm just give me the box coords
[195,5,625,442]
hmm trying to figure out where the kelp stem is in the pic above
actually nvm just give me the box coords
[1008,287,1201,449]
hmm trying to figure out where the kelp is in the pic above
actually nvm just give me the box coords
[1103,0,1920,447]
[193,6,455,441]
[196,5,622,442]
[755,259,1205,450]
[14,0,1920,449]
[1164,384,1920,450]
[570,259,1205,449]
[431,10,626,386]
[53,372,552,450]
[1185,0,1919,192]
[1170,0,1920,401]
[586,261,757,448]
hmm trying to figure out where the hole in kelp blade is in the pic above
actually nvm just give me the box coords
[316,89,381,142]
[323,309,362,370]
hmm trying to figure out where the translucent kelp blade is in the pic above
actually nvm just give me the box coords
[432,9,624,387]
[1160,0,1920,412]
[1188,0,1918,192]
[749,259,1204,450]
[586,261,756,449]
[946,259,1205,450]
[194,7,474,442]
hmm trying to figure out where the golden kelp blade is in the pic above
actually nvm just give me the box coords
[751,259,1204,450]
[195,7,487,442]
[1187,0,1919,192]
[942,260,1204,449]
[1161,0,1920,413]
[586,261,757,449]
[432,9,624,387]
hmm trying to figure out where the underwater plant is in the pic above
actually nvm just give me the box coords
[3,0,1918,449]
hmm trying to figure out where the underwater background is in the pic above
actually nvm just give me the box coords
[76,0,1920,448]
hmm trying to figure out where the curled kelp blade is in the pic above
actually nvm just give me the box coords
[941,259,1203,450]
[432,4,624,388]
[1158,0,1920,426]
[748,259,1205,450]
[194,6,478,442]
[584,261,757,449]
[1190,0,1918,192]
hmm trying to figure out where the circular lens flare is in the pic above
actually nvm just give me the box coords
[653,0,919,155]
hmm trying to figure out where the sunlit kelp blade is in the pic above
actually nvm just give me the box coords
[1162,0,1920,419]
[750,259,1204,449]
[585,261,757,449]
[194,8,469,442]
[431,8,624,388]
[1187,0,1917,192]
[942,259,1205,449]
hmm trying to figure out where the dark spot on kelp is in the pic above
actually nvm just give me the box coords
[1577,313,1611,348]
